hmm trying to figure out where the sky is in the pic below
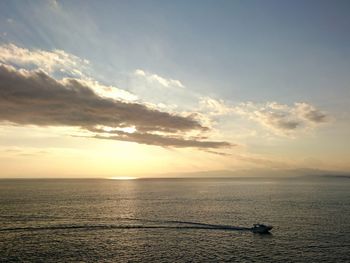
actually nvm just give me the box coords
[0,0,349,178]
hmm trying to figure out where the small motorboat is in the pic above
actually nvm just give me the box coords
[251,223,273,233]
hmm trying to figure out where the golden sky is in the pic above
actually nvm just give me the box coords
[1,1,350,178]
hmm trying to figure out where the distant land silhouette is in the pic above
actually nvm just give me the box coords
[142,168,350,179]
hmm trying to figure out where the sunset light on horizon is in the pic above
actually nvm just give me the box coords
[0,0,349,178]
[1,1,350,262]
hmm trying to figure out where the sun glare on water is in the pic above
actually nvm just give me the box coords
[108,176,138,180]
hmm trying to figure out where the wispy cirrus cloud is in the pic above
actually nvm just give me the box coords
[76,78,138,102]
[0,43,89,77]
[134,69,185,89]
[199,97,233,116]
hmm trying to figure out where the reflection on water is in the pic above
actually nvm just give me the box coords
[0,177,349,262]
[108,176,138,180]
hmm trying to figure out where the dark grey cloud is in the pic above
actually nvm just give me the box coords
[262,112,300,131]
[92,131,231,148]
[275,119,300,130]
[204,150,232,156]
[299,107,328,123]
[0,64,231,149]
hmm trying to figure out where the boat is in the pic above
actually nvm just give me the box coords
[251,223,273,233]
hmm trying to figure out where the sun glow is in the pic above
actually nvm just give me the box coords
[95,125,137,134]
[108,176,138,180]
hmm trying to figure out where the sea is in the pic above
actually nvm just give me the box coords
[0,176,349,262]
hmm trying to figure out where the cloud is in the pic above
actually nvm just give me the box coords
[234,101,329,136]
[91,131,231,149]
[76,78,138,102]
[294,102,328,123]
[48,0,59,9]
[134,69,185,89]
[0,43,89,77]
[0,64,231,149]
[199,97,233,116]
[198,97,329,136]
[0,43,138,102]
[204,150,232,156]
[198,97,330,137]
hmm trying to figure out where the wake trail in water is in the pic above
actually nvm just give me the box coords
[0,216,254,233]
[0,224,251,233]
[117,217,248,230]
[0,215,245,230]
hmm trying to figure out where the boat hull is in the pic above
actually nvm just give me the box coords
[251,225,273,233]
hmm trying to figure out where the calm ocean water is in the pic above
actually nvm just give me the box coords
[0,177,349,262]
